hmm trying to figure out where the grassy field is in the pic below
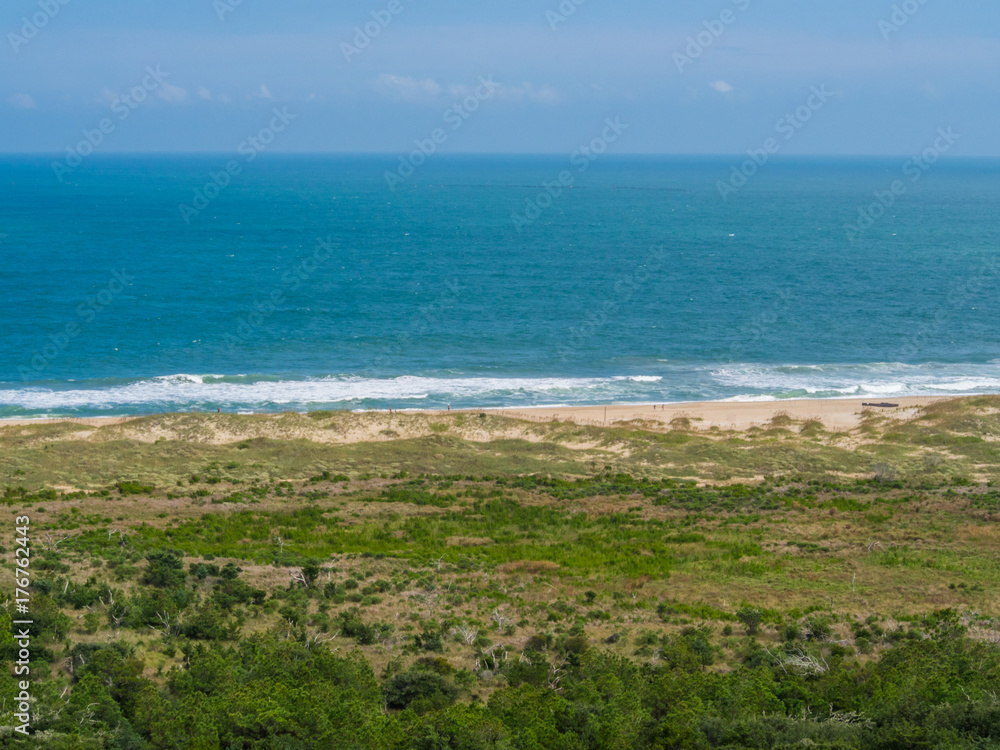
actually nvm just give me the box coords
[3,397,1000,747]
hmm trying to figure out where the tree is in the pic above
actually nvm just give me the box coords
[383,671,458,713]
[142,549,186,589]
[736,606,763,636]
[302,559,322,587]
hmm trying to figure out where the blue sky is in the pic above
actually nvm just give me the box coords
[2,0,999,155]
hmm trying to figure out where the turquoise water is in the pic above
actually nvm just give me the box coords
[2,155,999,417]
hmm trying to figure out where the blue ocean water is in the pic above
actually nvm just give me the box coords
[2,154,999,418]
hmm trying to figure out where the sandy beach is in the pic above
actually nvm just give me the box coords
[485,395,954,431]
[0,395,957,433]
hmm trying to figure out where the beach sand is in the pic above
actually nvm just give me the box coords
[0,396,954,433]
[485,396,951,431]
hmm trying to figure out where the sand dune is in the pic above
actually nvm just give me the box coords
[0,396,952,435]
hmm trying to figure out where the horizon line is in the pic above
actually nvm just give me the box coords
[2,152,999,160]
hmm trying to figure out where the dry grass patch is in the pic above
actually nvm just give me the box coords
[446,536,494,547]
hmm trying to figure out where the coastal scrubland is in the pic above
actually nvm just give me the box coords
[4,397,1000,748]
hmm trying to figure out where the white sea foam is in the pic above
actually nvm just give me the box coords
[710,363,1000,401]
[0,375,620,410]
[155,374,224,384]
[2,363,1000,415]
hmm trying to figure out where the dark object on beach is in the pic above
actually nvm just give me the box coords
[862,402,899,408]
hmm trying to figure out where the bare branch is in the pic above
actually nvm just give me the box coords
[491,607,511,632]
[43,531,73,551]
[451,624,479,645]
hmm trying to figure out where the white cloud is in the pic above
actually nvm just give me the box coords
[259,84,273,99]
[9,93,36,109]
[709,80,734,94]
[197,86,213,100]
[158,83,188,103]
[373,74,443,102]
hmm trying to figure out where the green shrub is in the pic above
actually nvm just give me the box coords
[142,550,186,589]
[383,671,458,712]
[805,616,833,641]
[416,629,444,652]
[116,481,153,496]
[339,611,381,645]
[782,624,802,642]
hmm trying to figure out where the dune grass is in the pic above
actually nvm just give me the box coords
[4,398,1000,747]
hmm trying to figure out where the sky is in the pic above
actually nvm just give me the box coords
[2,0,999,155]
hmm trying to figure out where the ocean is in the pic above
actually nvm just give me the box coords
[2,154,999,418]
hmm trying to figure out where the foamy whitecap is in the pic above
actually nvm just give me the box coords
[711,363,1000,400]
[2,363,1000,417]
[925,378,1000,392]
[0,375,622,410]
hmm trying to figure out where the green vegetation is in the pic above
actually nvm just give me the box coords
[4,398,1000,747]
